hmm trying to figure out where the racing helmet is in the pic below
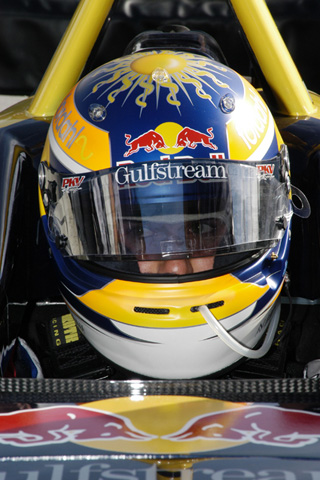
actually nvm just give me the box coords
[39,40,295,379]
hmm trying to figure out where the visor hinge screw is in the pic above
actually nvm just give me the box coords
[275,215,287,230]
[270,252,278,260]
[55,234,68,250]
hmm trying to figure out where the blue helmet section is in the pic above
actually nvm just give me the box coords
[73,51,278,167]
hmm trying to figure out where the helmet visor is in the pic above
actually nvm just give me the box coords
[40,157,292,261]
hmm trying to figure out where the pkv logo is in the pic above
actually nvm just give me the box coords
[61,175,85,192]
[124,123,218,157]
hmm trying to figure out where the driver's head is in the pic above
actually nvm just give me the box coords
[40,44,290,279]
[38,41,293,378]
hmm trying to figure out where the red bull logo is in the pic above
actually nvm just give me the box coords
[124,131,168,157]
[124,123,218,157]
[0,405,155,447]
[164,405,320,448]
[3,400,320,453]
[175,127,217,150]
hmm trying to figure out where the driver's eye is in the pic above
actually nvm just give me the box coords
[124,221,143,236]
[186,221,214,237]
[133,224,144,236]
[122,221,145,251]
[187,222,200,235]
[199,223,215,235]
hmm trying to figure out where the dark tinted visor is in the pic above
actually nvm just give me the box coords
[39,157,292,262]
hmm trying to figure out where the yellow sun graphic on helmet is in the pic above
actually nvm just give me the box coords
[89,51,231,114]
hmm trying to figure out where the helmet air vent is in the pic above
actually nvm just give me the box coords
[134,307,170,315]
[191,300,224,313]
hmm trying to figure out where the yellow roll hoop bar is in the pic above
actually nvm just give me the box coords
[230,0,316,116]
[28,0,115,118]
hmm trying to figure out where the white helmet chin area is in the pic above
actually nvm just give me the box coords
[67,294,281,379]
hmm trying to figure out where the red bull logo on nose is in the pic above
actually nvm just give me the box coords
[123,123,218,157]
[0,405,156,447]
[163,405,320,448]
[4,398,320,454]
